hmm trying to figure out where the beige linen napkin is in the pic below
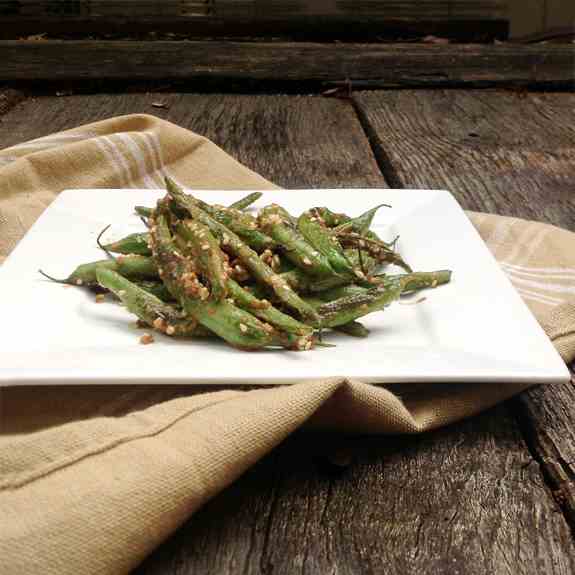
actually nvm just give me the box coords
[1,114,574,575]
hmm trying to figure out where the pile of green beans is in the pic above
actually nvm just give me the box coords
[39,178,451,351]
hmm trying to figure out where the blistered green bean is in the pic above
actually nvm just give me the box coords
[135,206,154,218]
[102,232,152,256]
[228,192,263,211]
[333,204,389,235]
[334,321,370,338]
[96,268,208,337]
[259,206,335,278]
[176,219,229,301]
[297,210,356,278]
[39,254,158,287]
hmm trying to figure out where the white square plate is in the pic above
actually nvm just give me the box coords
[0,188,569,386]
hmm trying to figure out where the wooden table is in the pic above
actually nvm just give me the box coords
[1,86,574,574]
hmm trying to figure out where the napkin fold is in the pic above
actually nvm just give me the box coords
[0,114,573,575]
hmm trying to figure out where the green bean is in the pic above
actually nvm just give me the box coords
[333,204,389,235]
[136,280,174,302]
[297,211,356,277]
[259,203,297,227]
[317,283,404,327]
[280,268,347,294]
[166,177,319,324]
[96,268,209,337]
[316,284,369,301]
[135,206,154,218]
[316,270,451,327]
[345,247,379,275]
[150,203,210,302]
[393,270,452,292]
[338,232,411,272]
[39,254,158,287]
[228,192,263,211]
[319,271,451,300]
[308,207,349,228]
[227,279,313,337]
[175,219,229,301]
[163,182,274,252]
[334,321,370,338]
[102,232,152,256]
[259,205,336,278]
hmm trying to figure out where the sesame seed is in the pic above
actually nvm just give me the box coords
[75,279,83,286]
[239,323,248,333]
[302,257,312,266]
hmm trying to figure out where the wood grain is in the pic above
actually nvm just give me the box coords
[0,88,25,117]
[136,405,575,575]
[1,42,572,87]
[354,90,575,230]
[511,380,575,527]
[0,92,384,188]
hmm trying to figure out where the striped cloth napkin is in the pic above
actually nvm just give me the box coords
[1,114,573,575]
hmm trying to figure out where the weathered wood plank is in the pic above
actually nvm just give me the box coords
[354,90,575,230]
[0,0,507,41]
[0,17,508,42]
[1,92,574,574]
[354,89,575,531]
[510,379,575,527]
[0,42,572,87]
[0,92,384,188]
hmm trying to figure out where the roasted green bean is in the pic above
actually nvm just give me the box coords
[228,192,263,210]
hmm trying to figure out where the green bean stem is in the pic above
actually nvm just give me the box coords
[317,270,451,327]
